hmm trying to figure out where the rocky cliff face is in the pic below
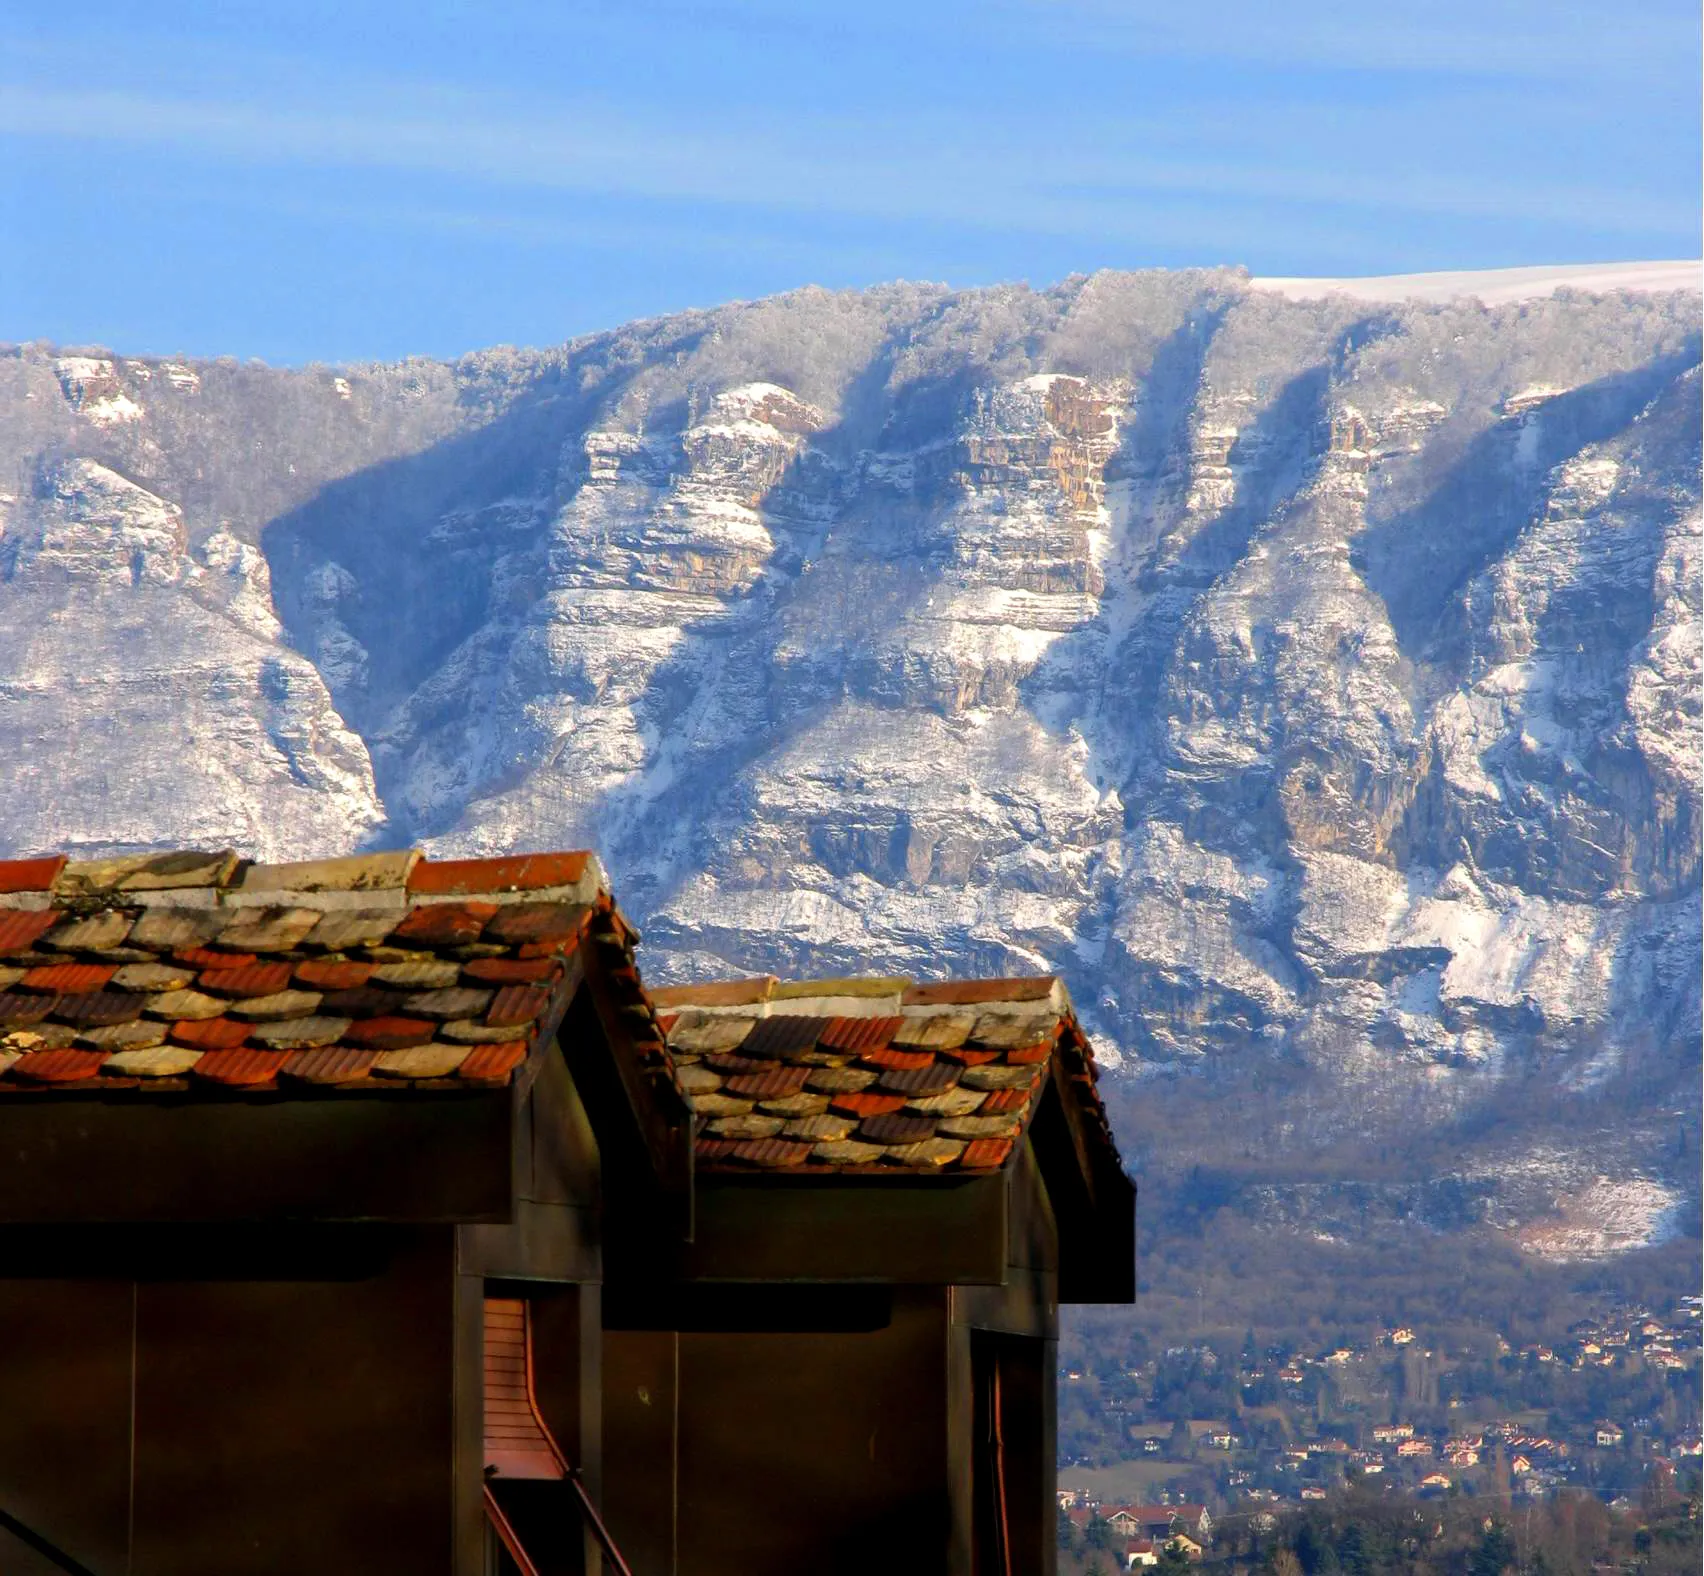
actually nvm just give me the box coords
[1,270,1698,1261]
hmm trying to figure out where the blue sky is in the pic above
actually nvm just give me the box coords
[2,0,1698,364]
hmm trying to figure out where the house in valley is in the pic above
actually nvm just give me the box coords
[0,846,1133,1576]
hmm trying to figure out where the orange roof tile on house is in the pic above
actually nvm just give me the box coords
[654,972,1122,1176]
[0,847,670,1099]
[0,845,1125,1181]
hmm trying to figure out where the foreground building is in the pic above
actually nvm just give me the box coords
[0,847,1133,1576]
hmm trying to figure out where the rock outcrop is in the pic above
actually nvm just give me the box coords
[1,268,1697,1260]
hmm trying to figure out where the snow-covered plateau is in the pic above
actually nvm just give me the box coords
[1,265,1698,1266]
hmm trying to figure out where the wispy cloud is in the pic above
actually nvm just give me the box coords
[0,77,1685,243]
[1008,0,1698,83]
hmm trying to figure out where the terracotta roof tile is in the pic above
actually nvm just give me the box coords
[198,962,295,999]
[958,1137,1015,1169]
[817,1015,902,1053]
[41,911,136,952]
[239,851,418,895]
[940,1047,1001,1066]
[696,1138,743,1163]
[77,1021,167,1051]
[192,1048,291,1087]
[782,1114,858,1142]
[226,991,324,1022]
[131,911,230,952]
[292,959,375,991]
[168,1018,251,1051]
[890,1013,974,1050]
[902,976,1060,1007]
[858,1113,938,1145]
[249,1016,351,1050]
[407,852,593,896]
[701,1051,772,1073]
[20,963,116,995]
[461,956,564,986]
[318,986,404,1017]
[729,1138,813,1168]
[389,902,498,947]
[342,1016,436,1050]
[172,944,251,970]
[146,989,228,1021]
[968,1011,1059,1048]
[402,987,493,1021]
[111,962,195,993]
[977,1087,1032,1114]
[483,903,586,946]
[722,1066,811,1100]
[457,1041,529,1084]
[877,1064,961,1094]
[281,1046,378,1085]
[882,1137,965,1167]
[50,991,144,1027]
[8,1049,107,1083]
[486,986,552,1028]
[214,908,321,952]
[1003,1043,1052,1065]
[301,910,402,951]
[906,1087,985,1116]
[706,1114,785,1140]
[0,993,58,1024]
[688,1092,755,1117]
[647,977,775,1010]
[939,1114,1023,1139]
[440,1018,529,1044]
[856,1046,935,1071]
[0,845,614,1101]
[756,1091,829,1118]
[0,855,66,893]
[370,960,461,989]
[0,910,60,955]
[666,1015,758,1054]
[827,1090,907,1119]
[960,1064,1042,1090]
[103,1046,202,1078]
[804,1066,878,1093]
[55,851,236,896]
[1,1024,74,1052]
[809,1139,886,1165]
[372,1043,471,1080]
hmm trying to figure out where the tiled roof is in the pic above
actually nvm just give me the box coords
[648,973,1118,1175]
[0,849,610,1094]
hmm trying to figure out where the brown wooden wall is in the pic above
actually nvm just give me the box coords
[0,1229,467,1576]
[603,1288,955,1576]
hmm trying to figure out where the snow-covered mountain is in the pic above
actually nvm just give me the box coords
[2,266,1698,1263]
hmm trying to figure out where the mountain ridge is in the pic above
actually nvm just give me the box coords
[1,266,1697,1276]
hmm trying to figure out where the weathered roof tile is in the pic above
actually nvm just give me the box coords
[280,1046,378,1085]
[41,911,136,952]
[0,910,59,955]
[198,962,296,1000]
[168,1018,251,1051]
[457,1040,529,1084]
[215,907,321,953]
[249,1016,351,1050]
[146,988,229,1021]
[0,855,66,894]
[407,852,595,898]
[239,851,419,896]
[227,991,324,1022]
[372,1043,471,1080]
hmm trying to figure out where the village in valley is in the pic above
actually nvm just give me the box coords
[1055,1294,1703,1567]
